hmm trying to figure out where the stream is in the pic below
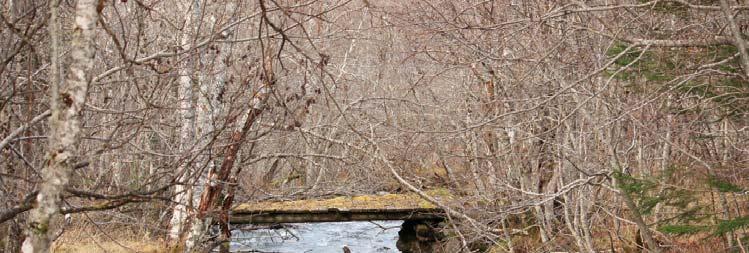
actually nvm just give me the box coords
[230,221,403,253]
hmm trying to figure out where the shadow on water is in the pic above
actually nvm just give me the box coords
[229,220,442,253]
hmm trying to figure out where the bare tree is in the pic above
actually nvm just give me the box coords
[0,1,747,252]
[21,0,100,252]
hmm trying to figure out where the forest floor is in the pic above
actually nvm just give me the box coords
[53,240,168,253]
[52,227,170,253]
[51,188,736,252]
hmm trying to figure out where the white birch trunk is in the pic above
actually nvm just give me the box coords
[169,1,197,241]
[22,0,98,252]
[184,4,234,250]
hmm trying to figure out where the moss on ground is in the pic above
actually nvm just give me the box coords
[234,189,454,212]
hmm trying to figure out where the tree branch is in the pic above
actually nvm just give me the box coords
[719,0,749,77]
[0,110,51,152]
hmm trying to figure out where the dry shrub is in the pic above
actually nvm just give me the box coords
[52,212,171,253]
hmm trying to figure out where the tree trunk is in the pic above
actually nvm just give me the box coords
[181,4,236,251]
[169,0,198,242]
[185,55,275,252]
[22,0,99,252]
[607,136,661,253]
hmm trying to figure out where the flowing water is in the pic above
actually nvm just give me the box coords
[231,221,403,253]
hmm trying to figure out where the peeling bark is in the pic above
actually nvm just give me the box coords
[185,56,276,251]
[22,0,99,252]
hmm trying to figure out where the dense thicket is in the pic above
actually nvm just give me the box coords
[1,1,748,252]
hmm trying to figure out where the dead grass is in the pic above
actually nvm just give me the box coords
[53,240,170,253]
[52,222,173,253]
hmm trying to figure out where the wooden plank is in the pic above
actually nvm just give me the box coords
[229,208,445,224]
[232,191,454,213]
[231,207,442,214]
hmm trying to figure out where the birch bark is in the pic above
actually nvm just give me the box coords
[22,0,99,252]
[185,56,275,251]
[169,0,197,241]
[183,6,235,250]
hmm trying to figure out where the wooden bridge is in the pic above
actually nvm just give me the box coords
[229,191,449,224]
[229,191,451,252]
